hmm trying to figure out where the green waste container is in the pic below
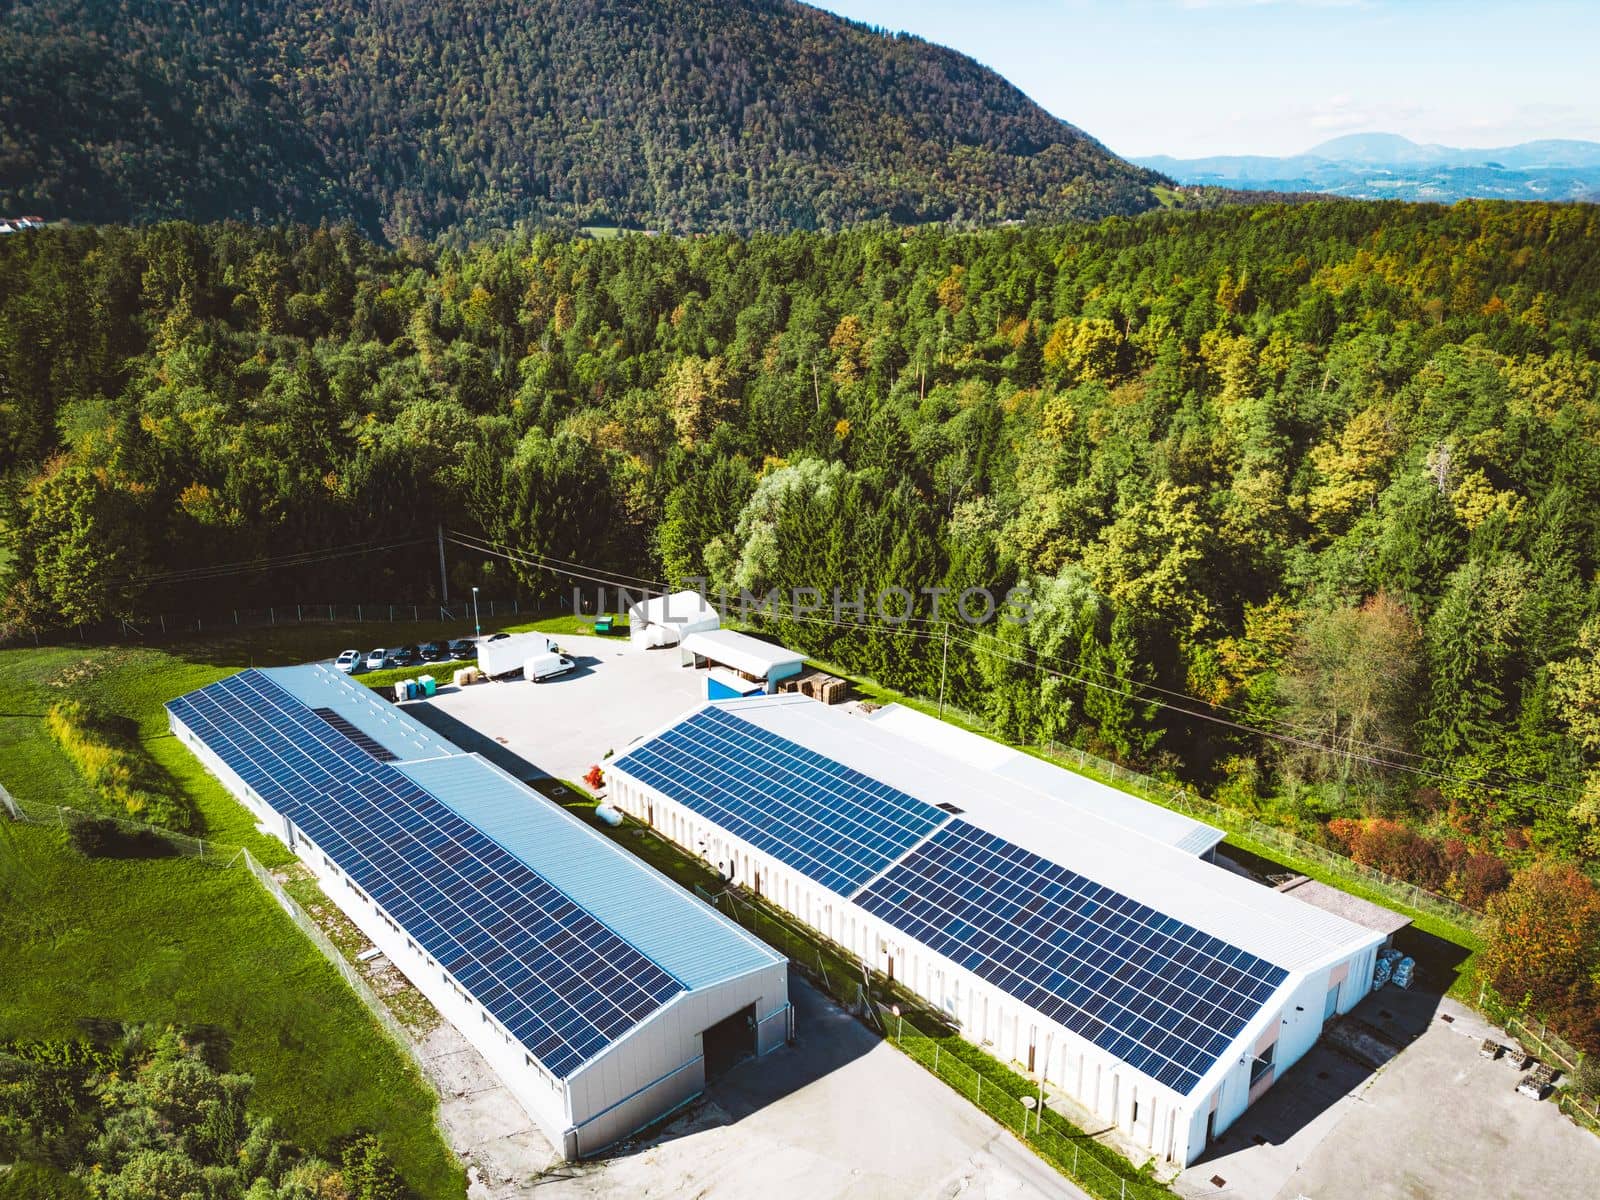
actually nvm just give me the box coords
[594,615,614,635]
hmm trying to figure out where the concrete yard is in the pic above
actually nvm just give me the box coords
[1176,986,1600,1200]
[537,973,1083,1200]
[401,632,703,785]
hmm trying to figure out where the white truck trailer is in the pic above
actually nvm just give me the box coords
[476,632,556,678]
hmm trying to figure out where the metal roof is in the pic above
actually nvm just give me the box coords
[394,753,783,991]
[681,629,806,677]
[268,663,459,763]
[866,704,1224,856]
[691,695,1380,976]
[1276,876,1413,937]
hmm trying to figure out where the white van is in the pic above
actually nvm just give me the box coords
[524,651,576,682]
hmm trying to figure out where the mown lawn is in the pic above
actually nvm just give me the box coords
[0,631,471,1197]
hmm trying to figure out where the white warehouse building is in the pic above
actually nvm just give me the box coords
[166,664,789,1158]
[607,695,1393,1168]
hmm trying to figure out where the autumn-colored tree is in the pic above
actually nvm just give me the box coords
[1478,861,1600,1050]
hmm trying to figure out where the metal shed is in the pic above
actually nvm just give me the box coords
[680,628,806,695]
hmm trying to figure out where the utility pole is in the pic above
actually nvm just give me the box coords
[937,622,950,718]
[436,524,449,605]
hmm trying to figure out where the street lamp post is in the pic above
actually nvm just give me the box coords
[890,1004,902,1043]
[472,586,481,641]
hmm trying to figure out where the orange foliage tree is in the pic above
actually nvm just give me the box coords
[1477,861,1600,1052]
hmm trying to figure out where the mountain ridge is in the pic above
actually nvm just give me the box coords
[1138,132,1600,202]
[0,0,1168,238]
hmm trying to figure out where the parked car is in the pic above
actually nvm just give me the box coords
[390,645,420,667]
[365,648,389,670]
[419,640,446,661]
[335,649,361,673]
[446,638,475,658]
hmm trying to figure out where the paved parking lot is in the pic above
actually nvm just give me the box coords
[402,632,703,785]
[1176,986,1600,1200]
[538,973,1081,1200]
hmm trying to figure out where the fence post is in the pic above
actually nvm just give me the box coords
[234,610,238,625]
[270,607,275,625]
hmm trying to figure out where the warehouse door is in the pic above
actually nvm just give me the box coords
[702,1003,757,1081]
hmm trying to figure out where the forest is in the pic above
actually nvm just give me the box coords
[4,198,1600,1041]
[0,0,1162,238]
[0,1024,405,1200]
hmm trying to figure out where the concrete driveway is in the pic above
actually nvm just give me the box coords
[1176,987,1600,1200]
[538,972,1084,1200]
[402,633,703,785]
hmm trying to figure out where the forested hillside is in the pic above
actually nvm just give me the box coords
[5,200,1600,1034]
[0,0,1162,237]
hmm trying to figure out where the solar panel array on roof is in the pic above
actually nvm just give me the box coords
[612,704,949,896]
[169,670,682,1077]
[853,820,1289,1094]
[311,707,398,762]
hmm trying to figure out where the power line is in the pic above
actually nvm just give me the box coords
[126,537,432,588]
[446,529,669,593]
[445,532,1581,804]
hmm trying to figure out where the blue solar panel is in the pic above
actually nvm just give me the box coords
[854,821,1289,1094]
[612,704,949,896]
[169,670,682,1078]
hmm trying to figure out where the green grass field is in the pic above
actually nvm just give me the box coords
[0,629,472,1197]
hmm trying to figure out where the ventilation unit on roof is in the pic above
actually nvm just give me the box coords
[935,802,965,814]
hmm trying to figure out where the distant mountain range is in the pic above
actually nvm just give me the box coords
[1138,133,1600,203]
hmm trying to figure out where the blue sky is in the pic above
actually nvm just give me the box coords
[815,1,1600,158]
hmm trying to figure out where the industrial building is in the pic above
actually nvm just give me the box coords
[607,695,1391,1168]
[166,665,790,1158]
[679,628,807,698]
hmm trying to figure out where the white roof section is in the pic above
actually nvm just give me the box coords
[268,663,459,762]
[866,703,1224,855]
[629,589,719,627]
[682,629,806,678]
[706,666,764,696]
[716,694,1379,976]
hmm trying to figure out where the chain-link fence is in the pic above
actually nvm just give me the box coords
[0,785,228,861]
[239,849,437,1083]
[3,598,524,648]
[877,1004,1170,1200]
[1475,984,1600,1134]
[1,787,451,1143]
[1037,739,1489,934]
[693,879,1172,1196]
